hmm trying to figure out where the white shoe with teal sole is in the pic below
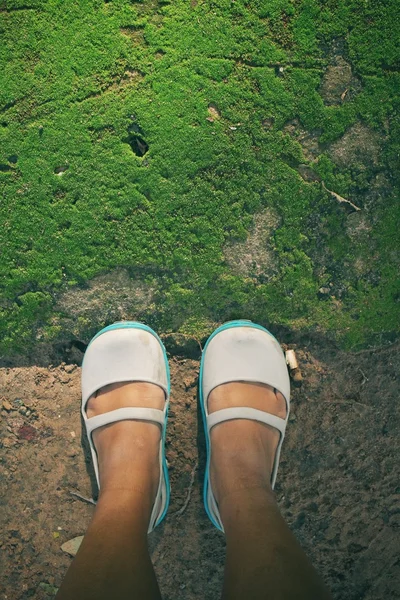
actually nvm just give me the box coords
[81,321,171,534]
[199,320,291,533]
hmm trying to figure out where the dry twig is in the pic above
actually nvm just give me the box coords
[170,460,198,518]
[322,181,361,212]
[351,341,399,356]
[70,491,96,505]
[359,368,369,386]
[322,399,370,409]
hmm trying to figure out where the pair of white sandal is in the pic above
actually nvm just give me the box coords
[81,319,290,534]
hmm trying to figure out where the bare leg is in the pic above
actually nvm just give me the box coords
[209,382,332,600]
[56,382,164,600]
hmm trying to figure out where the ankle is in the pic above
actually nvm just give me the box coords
[218,485,277,525]
[93,489,154,534]
[210,422,278,504]
[97,482,157,513]
[97,453,160,497]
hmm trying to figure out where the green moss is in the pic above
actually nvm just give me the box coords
[0,0,399,359]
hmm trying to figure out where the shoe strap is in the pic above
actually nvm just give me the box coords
[85,407,165,437]
[207,406,287,436]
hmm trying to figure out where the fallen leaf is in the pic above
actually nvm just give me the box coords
[207,104,220,119]
[17,424,37,441]
[61,535,84,557]
[38,582,59,596]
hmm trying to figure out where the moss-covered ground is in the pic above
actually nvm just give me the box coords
[1,0,399,360]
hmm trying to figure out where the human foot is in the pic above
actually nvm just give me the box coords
[86,381,165,505]
[208,382,287,508]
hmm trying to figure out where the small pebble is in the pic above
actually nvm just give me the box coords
[2,400,13,411]
[2,438,14,448]
[318,287,330,296]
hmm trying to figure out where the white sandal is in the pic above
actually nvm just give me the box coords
[199,320,290,532]
[81,321,171,534]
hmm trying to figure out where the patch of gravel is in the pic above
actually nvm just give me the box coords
[54,268,155,337]
[282,119,321,162]
[319,56,362,105]
[223,208,280,281]
[328,122,383,169]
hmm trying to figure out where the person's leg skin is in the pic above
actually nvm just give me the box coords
[56,382,164,600]
[209,382,332,600]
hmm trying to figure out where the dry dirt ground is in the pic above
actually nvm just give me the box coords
[0,336,399,600]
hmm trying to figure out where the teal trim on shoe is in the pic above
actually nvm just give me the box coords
[84,321,171,530]
[199,319,279,532]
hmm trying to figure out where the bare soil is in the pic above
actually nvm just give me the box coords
[0,337,399,600]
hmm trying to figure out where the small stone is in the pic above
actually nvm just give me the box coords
[61,535,84,557]
[292,370,303,382]
[2,400,13,411]
[17,424,37,441]
[19,406,27,415]
[183,377,196,390]
[2,438,14,448]
[290,368,303,387]
[206,116,214,122]
[70,431,76,438]
[229,126,237,130]
[64,364,76,373]
[318,287,330,296]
